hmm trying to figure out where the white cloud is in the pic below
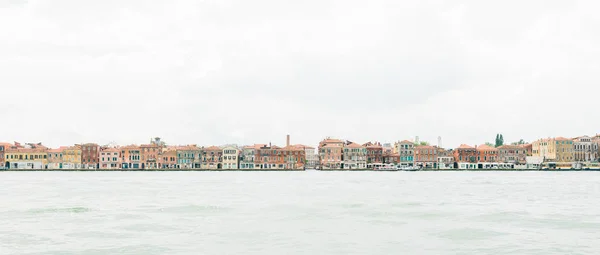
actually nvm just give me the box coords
[1,0,599,148]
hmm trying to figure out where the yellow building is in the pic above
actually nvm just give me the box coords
[62,145,82,169]
[4,143,49,169]
[532,137,574,162]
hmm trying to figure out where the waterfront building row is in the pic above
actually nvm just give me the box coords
[2,134,599,170]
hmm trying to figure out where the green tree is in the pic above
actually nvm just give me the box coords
[495,134,504,147]
[418,141,429,146]
[485,142,494,147]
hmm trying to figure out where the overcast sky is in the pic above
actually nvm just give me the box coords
[1,0,599,148]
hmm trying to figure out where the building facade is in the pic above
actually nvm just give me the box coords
[0,142,10,169]
[382,152,400,164]
[140,143,161,169]
[63,145,82,169]
[81,143,99,169]
[177,145,202,169]
[395,140,415,166]
[4,143,49,169]
[454,144,477,169]
[161,149,178,169]
[364,142,383,165]
[222,146,240,169]
[497,145,527,164]
[256,145,284,169]
[573,136,598,162]
[342,142,367,169]
[318,138,344,169]
[239,145,260,170]
[203,146,223,169]
[121,145,142,169]
[99,147,121,169]
[532,137,574,162]
[476,144,498,163]
[415,145,437,169]
[283,145,306,169]
[47,147,66,169]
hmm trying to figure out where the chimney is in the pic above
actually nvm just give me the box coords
[286,135,290,147]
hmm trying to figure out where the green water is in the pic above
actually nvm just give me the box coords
[1,171,599,254]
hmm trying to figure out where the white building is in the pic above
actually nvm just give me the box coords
[573,136,598,162]
[222,146,240,169]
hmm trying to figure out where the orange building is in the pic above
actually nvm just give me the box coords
[283,145,306,169]
[318,138,344,169]
[415,145,437,168]
[121,145,142,169]
[477,144,498,162]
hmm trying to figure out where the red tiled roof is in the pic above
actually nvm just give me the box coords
[346,143,364,148]
[457,144,475,149]
[477,144,498,151]
[205,146,222,151]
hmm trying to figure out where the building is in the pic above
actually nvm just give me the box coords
[121,145,142,169]
[47,147,66,169]
[382,151,400,165]
[523,143,533,156]
[436,148,454,169]
[81,143,99,169]
[256,144,284,170]
[454,144,477,169]
[239,145,261,170]
[318,138,344,169]
[4,142,49,169]
[476,144,498,163]
[532,137,574,163]
[99,147,121,169]
[62,145,82,169]
[0,142,11,169]
[497,145,527,164]
[395,140,415,166]
[222,146,240,169]
[304,145,318,169]
[140,143,162,169]
[573,136,598,162]
[282,145,306,170]
[177,145,202,169]
[342,142,367,169]
[415,145,437,169]
[203,146,222,169]
[161,148,178,169]
[363,142,383,165]
[382,143,394,154]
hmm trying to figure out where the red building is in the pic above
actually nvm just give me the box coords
[283,145,306,169]
[415,145,437,168]
[363,142,383,164]
[0,142,10,169]
[256,144,284,169]
[476,144,498,162]
[140,143,161,169]
[81,143,99,169]
[382,152,400,164]
[203,146,223,169]
[454,144,477,163]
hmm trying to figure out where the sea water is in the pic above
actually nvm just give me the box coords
[1,171,599,254]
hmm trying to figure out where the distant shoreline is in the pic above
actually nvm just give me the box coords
[1,168,599,172]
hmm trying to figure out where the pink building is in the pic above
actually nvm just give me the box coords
[99,147,121,169]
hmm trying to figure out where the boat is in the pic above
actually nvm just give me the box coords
[374,164,399,171]
[397,165,422,171]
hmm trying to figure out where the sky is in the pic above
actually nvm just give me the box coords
[1,0,599,148]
